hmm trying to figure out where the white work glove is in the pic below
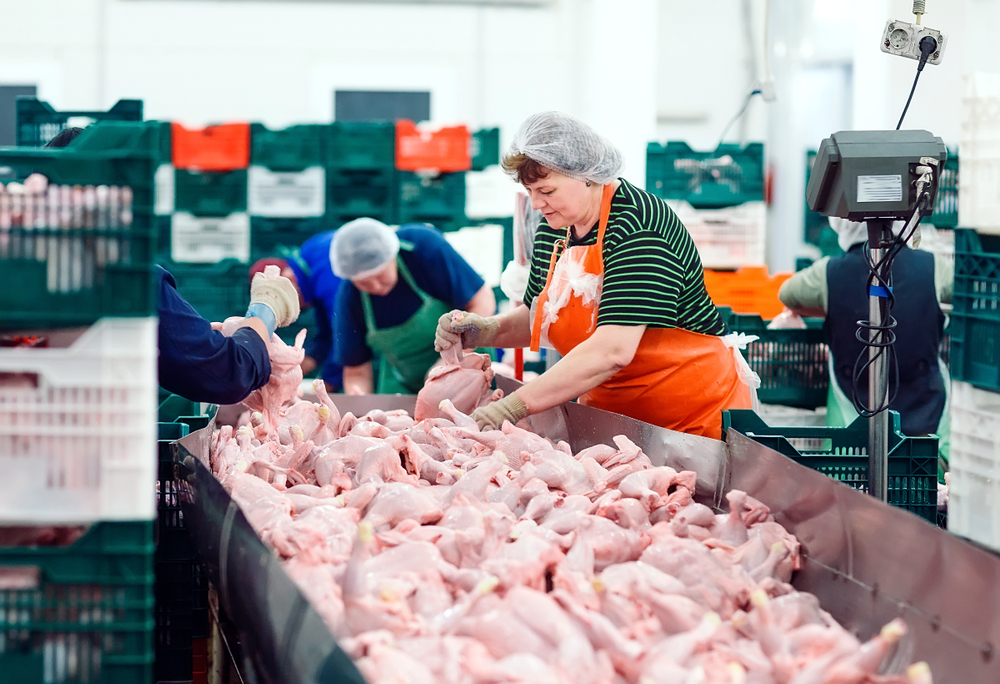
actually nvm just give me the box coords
[250,265,300,328]
[435,310,500,352]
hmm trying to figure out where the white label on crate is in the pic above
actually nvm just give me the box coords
[247,165,325,217]
[171,212,250,263]
[155,164,175,215]
[857,175,902,202]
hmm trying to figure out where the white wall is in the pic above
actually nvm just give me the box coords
[0,0,990,269]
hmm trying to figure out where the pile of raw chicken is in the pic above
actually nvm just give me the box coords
[210,330,932,684]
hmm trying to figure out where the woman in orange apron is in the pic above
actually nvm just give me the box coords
[435,112,756,439]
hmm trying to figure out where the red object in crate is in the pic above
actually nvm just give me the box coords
[172,122,251,171]
[395,120,471,172]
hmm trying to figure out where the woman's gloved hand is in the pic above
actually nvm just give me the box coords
[435,310,500,352]
[471,394,529,431]
[250,265,301,330]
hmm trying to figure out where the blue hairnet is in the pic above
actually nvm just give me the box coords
[330,218,400,279]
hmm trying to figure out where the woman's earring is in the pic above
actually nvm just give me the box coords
[586,179,592,187]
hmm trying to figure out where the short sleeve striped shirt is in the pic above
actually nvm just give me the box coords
[524,178,726,335]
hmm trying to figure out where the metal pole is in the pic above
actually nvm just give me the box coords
[867,220,890,502]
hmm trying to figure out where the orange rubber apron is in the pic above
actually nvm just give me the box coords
[529,183,751,439]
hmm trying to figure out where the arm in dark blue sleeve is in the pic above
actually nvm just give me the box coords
[157,267,272,404]
[305,302,333,367]
[333,283,374,368]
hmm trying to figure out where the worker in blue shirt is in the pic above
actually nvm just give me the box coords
[157,265,300,405]
[43,125,299,406]
[250,234,345,392]
[333,218,496,394]
[259,219,494,395]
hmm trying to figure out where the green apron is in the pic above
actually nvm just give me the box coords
[361,253,451,394]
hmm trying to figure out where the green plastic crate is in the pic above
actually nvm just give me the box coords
[250,123,327,171]
[950,229,1000,391]
[251,217,330,262]
[0,121,165,329]
[161,258,249,324]
[158,392,211,432]
[717,308,829,410]
[646,141,764,209]
[0,521,155,684]
[722,410,939,521]
[16,98,143,148]
[174,168,248,216]
[397,171,467,231]
[932,153,958,228]
[471,127,500,171]
[328,169,396,223]
[327,122,395,171]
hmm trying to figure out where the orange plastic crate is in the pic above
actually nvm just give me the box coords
[395,120,471,172]
[703,266,792,320]
[172,122,251,171]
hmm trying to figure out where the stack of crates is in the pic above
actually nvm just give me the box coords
[647,141,766,270]
[156,394,211,684]
[723,410,939,522]
[948,228,1000,549]
[0,121,163,683]
[945,73,1000,549]
[327,121,398,226]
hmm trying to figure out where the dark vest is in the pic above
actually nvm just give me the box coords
[824,244,945,435]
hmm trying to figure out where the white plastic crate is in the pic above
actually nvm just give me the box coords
[171,211,250,263]
[0,318,157,524]
[960,72,1000,233]
[948,380,1000,549]
[668,200,766,269]
[247,165,326,217]
[154,163,175,216]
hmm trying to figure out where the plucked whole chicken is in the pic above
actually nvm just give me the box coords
[209,339,930,684]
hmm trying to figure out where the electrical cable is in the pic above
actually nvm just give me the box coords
[850,188,933,417]
[896,36,938,130]
[718,88,761,146]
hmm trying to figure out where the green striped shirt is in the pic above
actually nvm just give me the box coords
[524,178,726,335]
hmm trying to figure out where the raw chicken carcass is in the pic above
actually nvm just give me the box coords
[210,376,928,684]
[414,342,496,421]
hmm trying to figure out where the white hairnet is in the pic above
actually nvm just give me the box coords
[505,111,624,185]
[330,217,400,279]
[829,217,907,252]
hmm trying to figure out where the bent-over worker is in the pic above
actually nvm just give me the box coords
[778,218,952,473]
[332,218,496,395]
[436,112,755,436]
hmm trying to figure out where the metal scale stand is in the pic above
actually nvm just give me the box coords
[865,220,894,502]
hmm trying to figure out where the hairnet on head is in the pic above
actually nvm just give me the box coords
[829,217,908,253]
[330,218,400,279]
[506,111,624,185]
